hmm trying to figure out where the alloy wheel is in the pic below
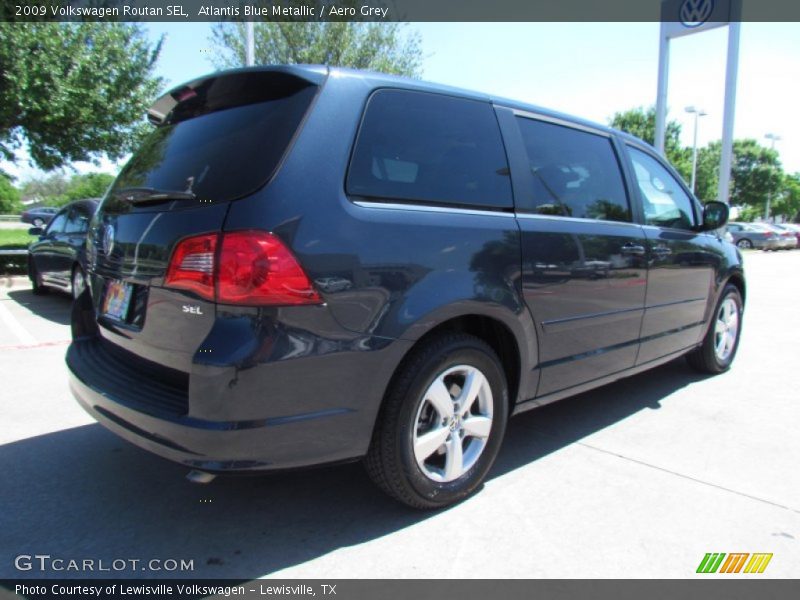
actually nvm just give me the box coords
[72,268,86,299]
[412,365,493,483]
[714,297,739,362]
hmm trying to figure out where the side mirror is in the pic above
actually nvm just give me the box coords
[701,201,729,231]
[28,227,43,236]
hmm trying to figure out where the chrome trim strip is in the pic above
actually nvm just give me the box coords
[513,211,644,230]
[509,108,612,137]
[352,200,515,218]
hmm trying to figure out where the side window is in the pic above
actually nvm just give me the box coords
[45,210,69,235]
[65,209,89,234]
[628,147,696,230]
[347,89,512,209]
[515,117,631,222]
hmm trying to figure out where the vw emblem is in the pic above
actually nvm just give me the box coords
[103,224,115,256]
[680,0,714,27]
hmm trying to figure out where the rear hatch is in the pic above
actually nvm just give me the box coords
[87,68,322,376]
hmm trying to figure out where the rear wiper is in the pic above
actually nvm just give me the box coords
[115,187,196,205]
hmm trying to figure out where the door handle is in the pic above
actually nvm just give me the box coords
[620,243,646,256]
[652,245,672,257]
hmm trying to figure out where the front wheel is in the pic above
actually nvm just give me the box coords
[365,333,509,509]
[71,265,87,300]
[736,239,752,250]
[29,259,47,295]
[687,284,743,374]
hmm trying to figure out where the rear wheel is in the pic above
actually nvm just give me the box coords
[365,333,509,509]
[33,218,44,227]
[736,239,752,249]
[687,284,743,374]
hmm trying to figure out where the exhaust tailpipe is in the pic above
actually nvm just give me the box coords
[186,470,216,484]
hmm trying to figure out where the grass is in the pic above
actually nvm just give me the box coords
[0,228,37,249]
[0,229,36,274]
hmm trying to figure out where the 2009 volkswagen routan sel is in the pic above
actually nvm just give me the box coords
[67,65,744,509]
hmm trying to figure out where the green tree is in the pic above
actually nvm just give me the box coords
[0,175,21,214]
[62,173,115,204]
[609,106,692,183]
[693,142,720,202]
[773,173,800,221]
[19,173,69,206]
[20,172,115,207]
[0,23,163,170]
[695,139,782,210]
[210,16,422,77]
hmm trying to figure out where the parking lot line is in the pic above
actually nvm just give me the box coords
[0,298,37,345]
[0,339,70,351]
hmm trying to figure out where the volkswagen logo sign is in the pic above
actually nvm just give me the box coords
[680,0,714,27]
[103,224,115,256]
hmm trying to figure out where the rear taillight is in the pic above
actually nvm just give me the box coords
[218,231,320,305]
[165,231,320,306]
[164,233,217,301]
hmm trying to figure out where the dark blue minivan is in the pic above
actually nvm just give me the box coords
[67,66,744,508]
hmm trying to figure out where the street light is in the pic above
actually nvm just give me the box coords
[685,106,708,195]
[764,133,782,221]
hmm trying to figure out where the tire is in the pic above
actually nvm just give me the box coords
[29,259,47,295]
[686,284,743,374]
[33,218,44,227]
[365,333,509,509]
[71,265,87,300]
[736,239,752,250]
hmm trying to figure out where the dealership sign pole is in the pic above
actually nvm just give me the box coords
[655,0,742,204]
[246,21,255,66]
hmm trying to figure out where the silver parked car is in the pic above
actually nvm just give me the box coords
[726,222,782,250]
[771,223,800,249]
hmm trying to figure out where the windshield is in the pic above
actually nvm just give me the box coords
[107,73,317,208]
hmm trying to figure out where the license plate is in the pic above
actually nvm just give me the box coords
[102,279,133,321]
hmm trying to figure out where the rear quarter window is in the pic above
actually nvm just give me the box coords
[347,89,513,210]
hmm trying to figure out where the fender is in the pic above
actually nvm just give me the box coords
[387,296,539,406]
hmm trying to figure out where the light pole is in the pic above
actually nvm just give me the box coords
[764,133,782,221]
[685,106,707,195]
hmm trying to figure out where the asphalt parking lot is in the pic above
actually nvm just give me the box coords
[1,250,798,579]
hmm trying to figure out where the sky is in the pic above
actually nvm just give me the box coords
[3,21,799,183]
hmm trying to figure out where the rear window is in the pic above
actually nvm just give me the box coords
[347,89,512,210]
[108,72,317,206]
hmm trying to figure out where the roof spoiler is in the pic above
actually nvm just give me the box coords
[147,65,328,126]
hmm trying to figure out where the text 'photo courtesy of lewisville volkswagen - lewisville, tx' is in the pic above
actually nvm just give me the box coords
[1,0,799,598]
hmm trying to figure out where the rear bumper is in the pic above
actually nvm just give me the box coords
[67,329,412,472]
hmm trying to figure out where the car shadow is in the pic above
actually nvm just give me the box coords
[7,288,72,326]
[493,358,706,477]
[0,359,705,579]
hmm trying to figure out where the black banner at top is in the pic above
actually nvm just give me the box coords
[3,0,800,23]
